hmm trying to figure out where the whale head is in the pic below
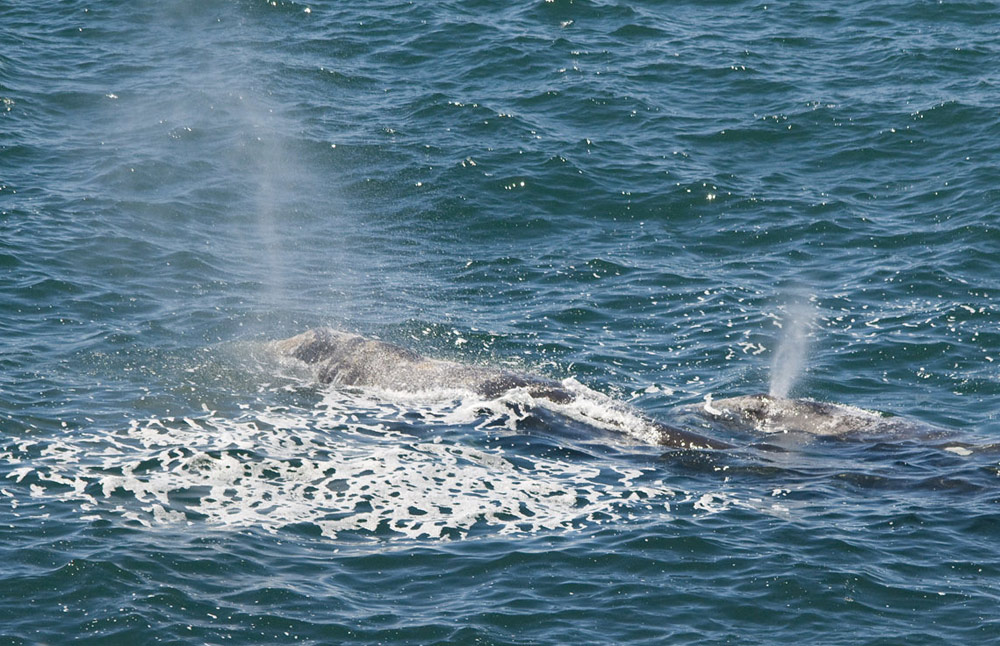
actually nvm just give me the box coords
[697,393,888,436]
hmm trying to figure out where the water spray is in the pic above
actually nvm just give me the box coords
[768,300,815,399]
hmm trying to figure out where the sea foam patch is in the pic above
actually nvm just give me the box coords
[0,387,714,540]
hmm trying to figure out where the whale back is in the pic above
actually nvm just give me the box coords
[273,328,573,402]
[272,328,732,449]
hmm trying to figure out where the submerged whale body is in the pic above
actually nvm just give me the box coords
[690,393,908,437]
[272,328,732,450]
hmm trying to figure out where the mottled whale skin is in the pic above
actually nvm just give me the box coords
[273,328,732,450]
[690,393,906,437]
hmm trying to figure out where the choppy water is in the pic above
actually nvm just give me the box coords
[2,0,1000,643]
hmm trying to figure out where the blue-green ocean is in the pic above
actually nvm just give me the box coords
[3,1,999,643]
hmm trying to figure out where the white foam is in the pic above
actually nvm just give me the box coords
[0,388,696,540]
[542,378,671,445]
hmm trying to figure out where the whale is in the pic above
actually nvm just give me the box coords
[272,328,732,450]
[683,393,913,437]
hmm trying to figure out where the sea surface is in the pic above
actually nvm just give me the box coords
[2,1,1000,644]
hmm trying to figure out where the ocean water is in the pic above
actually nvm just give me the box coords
[2,0,999,643]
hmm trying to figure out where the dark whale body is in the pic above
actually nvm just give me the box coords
[273,328,732,450]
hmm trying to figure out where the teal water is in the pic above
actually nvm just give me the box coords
[2,0,999,643]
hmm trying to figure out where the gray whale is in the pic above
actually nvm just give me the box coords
[273,328,732,450]
[686,393,912,437]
